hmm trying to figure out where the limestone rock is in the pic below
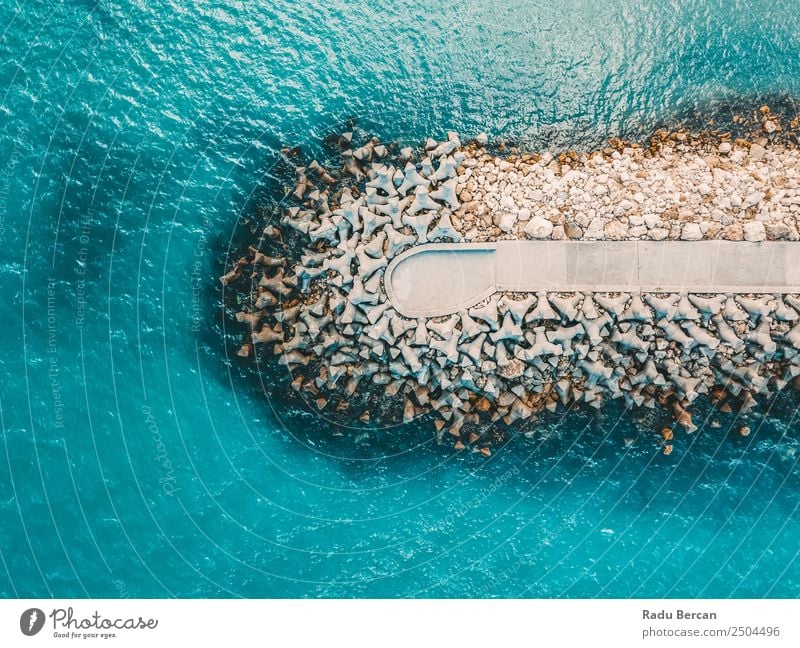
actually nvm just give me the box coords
[604,220,628,240]
[765,222,790,240]
[523,216,553,239]
[749,143,766,161]
[564,222,583,239]
[498,212,516,233]
[680,223,703,241]
[721,224,744,241]
[743,221,766,242]
[585,218,606,240]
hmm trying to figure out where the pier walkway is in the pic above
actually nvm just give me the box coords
[384,241,800,317]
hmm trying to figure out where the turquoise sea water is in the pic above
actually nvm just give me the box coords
[1,0,800,597]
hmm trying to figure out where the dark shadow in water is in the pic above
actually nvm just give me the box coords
[630,92,800,146]
[513,92,800,152]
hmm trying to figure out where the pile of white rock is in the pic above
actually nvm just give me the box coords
[224,127,800,455]
[453,139,800,244]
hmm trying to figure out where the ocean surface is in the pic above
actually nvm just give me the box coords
[1,0,800,597]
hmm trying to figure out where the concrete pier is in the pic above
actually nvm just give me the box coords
[230,129,800,452]
[386,241,800,317]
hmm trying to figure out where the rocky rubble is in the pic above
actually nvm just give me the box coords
[452,139,800,244]
[223,117,800,455]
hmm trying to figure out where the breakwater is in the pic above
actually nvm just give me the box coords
[225,111,800,454]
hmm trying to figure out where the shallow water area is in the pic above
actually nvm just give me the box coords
[1,0,800,597]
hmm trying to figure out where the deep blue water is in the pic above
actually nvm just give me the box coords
[1,0,800,597]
